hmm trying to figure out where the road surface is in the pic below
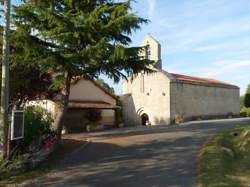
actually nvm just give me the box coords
[26,118,250,187]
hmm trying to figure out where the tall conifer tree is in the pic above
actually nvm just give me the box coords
[13,0,153,139]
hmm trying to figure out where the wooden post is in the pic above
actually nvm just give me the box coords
[0,0,11,159]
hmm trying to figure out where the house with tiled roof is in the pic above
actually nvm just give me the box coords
[28,78,118,132]
[122,34,240,126]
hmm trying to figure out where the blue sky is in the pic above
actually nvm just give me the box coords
[104,0,250,95]
[9,0,250,95]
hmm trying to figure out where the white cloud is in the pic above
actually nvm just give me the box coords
[163,16,250,54]
[205,60,250,77]
[130,0,250,95]
[193,36,250,52]
[145,0,250,54]
[168,59,250,77]
[166,59,250,94]
[147,0,157,18]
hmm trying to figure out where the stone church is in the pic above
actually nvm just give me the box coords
[122,34,240,126]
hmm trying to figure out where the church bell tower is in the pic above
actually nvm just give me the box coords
[141,34,162,70]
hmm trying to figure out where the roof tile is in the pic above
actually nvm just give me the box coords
[170,73,238,89]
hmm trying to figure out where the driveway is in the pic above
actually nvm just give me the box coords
[26,118,250,187]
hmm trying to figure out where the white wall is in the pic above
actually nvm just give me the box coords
[69,79,116,105]
[122,71,171,126]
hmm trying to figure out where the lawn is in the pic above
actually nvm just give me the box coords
[199,124,250,187]
[0,138,87,186]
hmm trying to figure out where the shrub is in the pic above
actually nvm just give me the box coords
[175,115,184,124]
[227,112,234,118]
[196,116,203,121]
[23,106,54,149]
[85,109,102,132]
[115,97,123,126]
[85,109,102,122]
[238,129,250,153]
[240,107,250,117]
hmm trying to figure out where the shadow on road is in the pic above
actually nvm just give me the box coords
[27,118,250,187]
[71,118,250,141]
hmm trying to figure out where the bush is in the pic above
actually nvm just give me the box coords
[227,112,234,118]
[115,97,123,126]
[85,109,101,122]
[84,109,102,132]
[238,129,250,153]
[240,107,250,117]
[175,115,184,124]
[23,106,54,149]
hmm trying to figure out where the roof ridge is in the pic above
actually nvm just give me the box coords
[170,72,238,88]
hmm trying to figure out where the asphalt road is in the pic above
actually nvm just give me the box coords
[26,118,250,187]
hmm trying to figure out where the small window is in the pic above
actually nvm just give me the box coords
[146,41,151,60]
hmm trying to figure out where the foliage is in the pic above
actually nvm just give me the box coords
[240,107,250,117]
[175,115,184,124]
[13,0,153,83]
[115,96,123,125]
[95,79,115,95]
[0,27,55,108]
[0,139,85,185]
[238,129,250,153]
[23,106,54,148]
[199,125,250,187]
[244,84,250,108]
[240,95,245,109]
[0,166,48,185]
[13,0,154,137]
[227,112,234,118]
[85,109,102,122]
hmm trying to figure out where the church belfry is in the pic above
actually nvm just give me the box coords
[141,34,162,70]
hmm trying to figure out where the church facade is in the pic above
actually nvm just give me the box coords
[122,34,240,126]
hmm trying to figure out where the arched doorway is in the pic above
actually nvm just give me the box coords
[141,113,149,126]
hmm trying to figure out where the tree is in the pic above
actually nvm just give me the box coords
[244,84,250,108]
[95,79,115,95]
[13,0,153,139]
[240,95,245,109]
[0,26,55,109]
[0,0,11,158]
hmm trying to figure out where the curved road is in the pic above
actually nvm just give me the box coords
[26,118,250,187]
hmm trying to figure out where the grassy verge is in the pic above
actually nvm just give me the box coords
[199,124,250,187]
[0,138,87,186]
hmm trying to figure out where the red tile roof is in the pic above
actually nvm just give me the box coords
[170,73,239,89]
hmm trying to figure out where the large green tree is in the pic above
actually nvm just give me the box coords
[0,26,55,158]
[244,84,250,108]
[13,0,153,139]
[0,27,55,108]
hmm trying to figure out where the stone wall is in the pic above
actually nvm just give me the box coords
[122,71,171,126]
[170,82,240,121]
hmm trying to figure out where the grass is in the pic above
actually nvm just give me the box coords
[199,124,250,187]
[0,138,87,186]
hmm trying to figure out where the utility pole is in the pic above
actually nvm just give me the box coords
[0,0,11,158]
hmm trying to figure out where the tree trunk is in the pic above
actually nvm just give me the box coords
[54,72,71,140]
[0,0,11,158]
